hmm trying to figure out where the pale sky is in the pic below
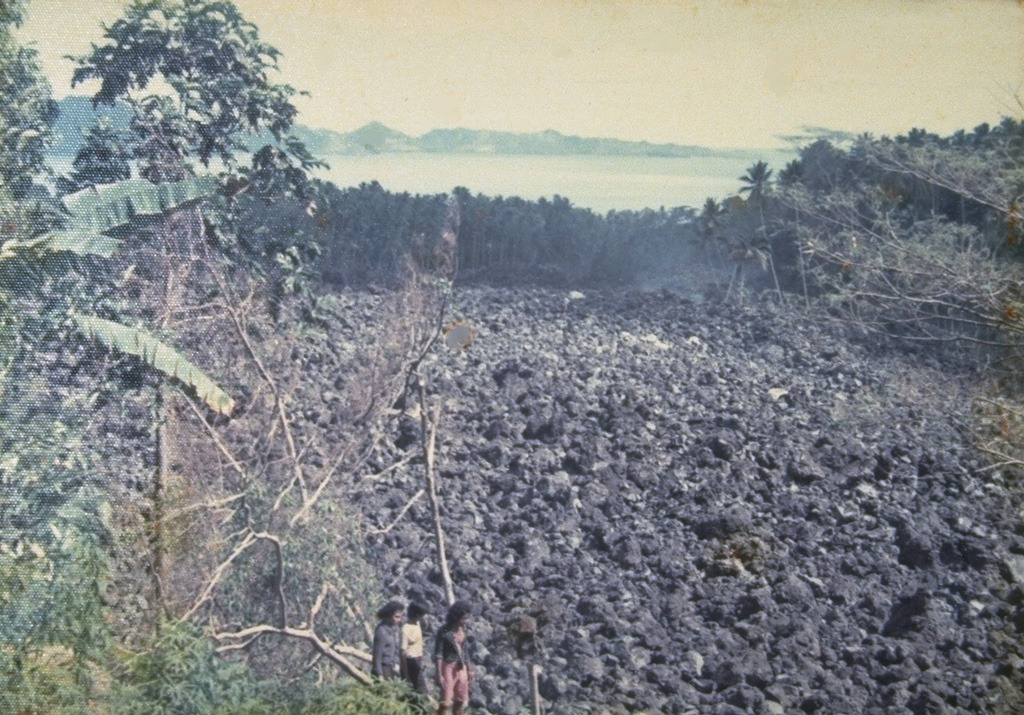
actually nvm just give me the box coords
[16,0,1024,149]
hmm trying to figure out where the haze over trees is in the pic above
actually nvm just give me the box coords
[2,0,1024,712]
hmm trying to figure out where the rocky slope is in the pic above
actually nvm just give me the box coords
[356,286,1024,715]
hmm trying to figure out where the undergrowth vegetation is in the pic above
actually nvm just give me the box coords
[108,622,431,715]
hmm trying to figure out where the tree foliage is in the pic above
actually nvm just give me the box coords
[72,0,300,165]
[74,313,234,414]
[56,117,132,194]
[766,126,1024,346]
[307,180,698,289]
[1,4,237,708]
[1,10,110,707]
[1,173,235,414]
[0,12,56,199]
[113,622,428,715]
[112,621,266,715]
[0,359,110,712]
[70,0,320,189]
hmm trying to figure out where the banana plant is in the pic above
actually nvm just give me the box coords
[48,174,216,249]
[0,174,234,415]
[73,313,234,415]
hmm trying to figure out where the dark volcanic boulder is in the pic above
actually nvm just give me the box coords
[358,287,1021,715]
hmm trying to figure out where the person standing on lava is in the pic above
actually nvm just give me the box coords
[401,602,429,695]
[434,600,473,715]
[372,600,404,679]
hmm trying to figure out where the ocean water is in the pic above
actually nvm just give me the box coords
[313,151,796,214]
[48,150,796,214]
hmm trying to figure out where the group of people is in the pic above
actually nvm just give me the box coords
[372,599,474,715]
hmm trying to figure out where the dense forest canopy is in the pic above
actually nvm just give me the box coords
[2,0,1024,712]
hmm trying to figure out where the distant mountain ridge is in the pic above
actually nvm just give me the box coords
[293,122,724,158]
[48,95,772,160]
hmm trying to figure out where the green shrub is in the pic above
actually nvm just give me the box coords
[110,622,431,715]
[112,621,268,715]
[291,679,430,715]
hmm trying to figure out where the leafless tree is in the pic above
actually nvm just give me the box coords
[144,200,461,682]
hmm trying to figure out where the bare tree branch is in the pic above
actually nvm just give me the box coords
[181,388,250,480]
[368,489,425,535]
[183,530,257,621]
[308,581,333,629]
[212,625,372,684]
[359,453,416,485]
[210,267,308,507]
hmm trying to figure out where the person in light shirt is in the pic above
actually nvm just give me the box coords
[401,602,429,695]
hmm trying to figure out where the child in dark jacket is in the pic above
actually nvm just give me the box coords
[372,600,404,679]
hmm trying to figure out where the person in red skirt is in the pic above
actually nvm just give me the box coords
[434,601,473,715]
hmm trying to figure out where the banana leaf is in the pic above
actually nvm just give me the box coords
[60,175,218,235]
[25,176,217,260]
[7,232,120,258]
[72,313,235,416]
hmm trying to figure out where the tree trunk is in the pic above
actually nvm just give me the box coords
[530,663,543,715]
[153,387,169,622]
[418,373,455,605]
[759,201,784,303]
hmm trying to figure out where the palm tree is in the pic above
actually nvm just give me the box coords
[738,161,783,302]
[697,197,726,261]
[739,160,773,202]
